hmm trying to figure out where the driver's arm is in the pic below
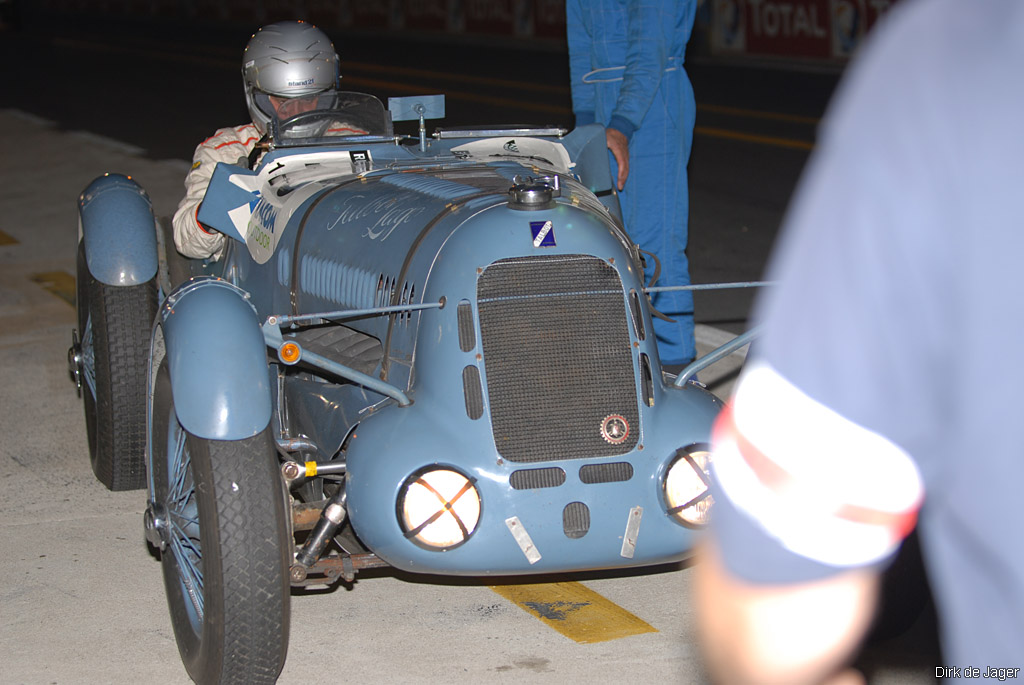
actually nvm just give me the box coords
[172,124,259,259]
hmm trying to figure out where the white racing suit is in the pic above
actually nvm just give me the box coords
[172,123,261,259]
[172,121,370,259]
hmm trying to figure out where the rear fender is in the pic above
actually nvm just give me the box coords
[160,278,272,440]
[78,174,159,286]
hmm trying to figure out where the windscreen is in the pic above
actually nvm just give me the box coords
[267,91,393,145]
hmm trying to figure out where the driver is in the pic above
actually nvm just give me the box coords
[172,20,364,259]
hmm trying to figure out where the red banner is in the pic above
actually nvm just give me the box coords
[710,0,898,61]
[35,0,569,45]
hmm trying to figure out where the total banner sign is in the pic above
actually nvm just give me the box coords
[709,0,899,61]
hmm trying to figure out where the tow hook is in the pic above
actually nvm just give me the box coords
[67,329,82,396]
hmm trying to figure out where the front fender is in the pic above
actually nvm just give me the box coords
[160,278,272,440]
[78,174,159,286]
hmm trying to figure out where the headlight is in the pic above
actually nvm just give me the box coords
[664,446,713,527]
[397,466,481,550]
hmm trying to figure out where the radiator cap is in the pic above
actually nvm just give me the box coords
[508,175,559,211]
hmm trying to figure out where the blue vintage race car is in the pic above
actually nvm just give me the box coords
[69,92,737,683]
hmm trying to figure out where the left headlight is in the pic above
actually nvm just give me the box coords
[397,466,482,550]
[663,445,713,528]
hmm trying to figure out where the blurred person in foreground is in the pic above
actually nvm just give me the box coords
[695,0,1024,683]
[566,0,698,369]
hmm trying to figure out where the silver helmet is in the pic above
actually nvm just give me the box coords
[242,21,340,135]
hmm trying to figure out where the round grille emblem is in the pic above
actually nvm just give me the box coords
[600,414,630,445]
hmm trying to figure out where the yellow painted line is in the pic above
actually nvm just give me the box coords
[0,229,17,246]
[698,103,820,126]
[490,581,657,644]
[696,125,814,151]
[30,271,76,307]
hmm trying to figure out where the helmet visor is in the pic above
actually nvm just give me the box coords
[269,93,323,120]
[251,89,333,128]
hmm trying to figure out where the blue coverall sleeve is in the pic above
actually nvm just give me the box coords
[609,0,677,139]
[566,0,595,123]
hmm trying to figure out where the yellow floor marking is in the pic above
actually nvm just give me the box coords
[698,103,820,126]
[0,229,17,246]
[490,581,657,644]
[30,271,76,307]
[695,125,815,151]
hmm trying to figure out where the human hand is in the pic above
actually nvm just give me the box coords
[606,127,629,190]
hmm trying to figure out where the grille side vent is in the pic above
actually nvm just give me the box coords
[579,462,634,485]
[462,365,484,420]
[562,501,590,539]
[629,289,646,341]
[457,300,476,352]
[640,353,654,408]
[509,467,566,490]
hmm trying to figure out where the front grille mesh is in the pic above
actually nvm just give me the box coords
[478,255,638,463]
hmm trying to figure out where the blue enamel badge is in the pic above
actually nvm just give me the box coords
[530,220,555,247]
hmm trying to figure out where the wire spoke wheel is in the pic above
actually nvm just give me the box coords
[151,359,291,684]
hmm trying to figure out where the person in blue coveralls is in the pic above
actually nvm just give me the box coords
[566,0,698,370]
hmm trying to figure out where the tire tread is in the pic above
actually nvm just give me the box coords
[202,433,290,684]
[79,240,156,491]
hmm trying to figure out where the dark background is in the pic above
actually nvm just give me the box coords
[0,6,841,332]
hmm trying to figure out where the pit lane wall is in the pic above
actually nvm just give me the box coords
[27,0,900,64]
[27,0,569,42]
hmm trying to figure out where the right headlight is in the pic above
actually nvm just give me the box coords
[663,445,713,528]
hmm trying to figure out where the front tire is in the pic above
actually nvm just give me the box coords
[151,360,291,684]
[76,242,156,490]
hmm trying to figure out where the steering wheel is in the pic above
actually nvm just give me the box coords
[279,110,335,138]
